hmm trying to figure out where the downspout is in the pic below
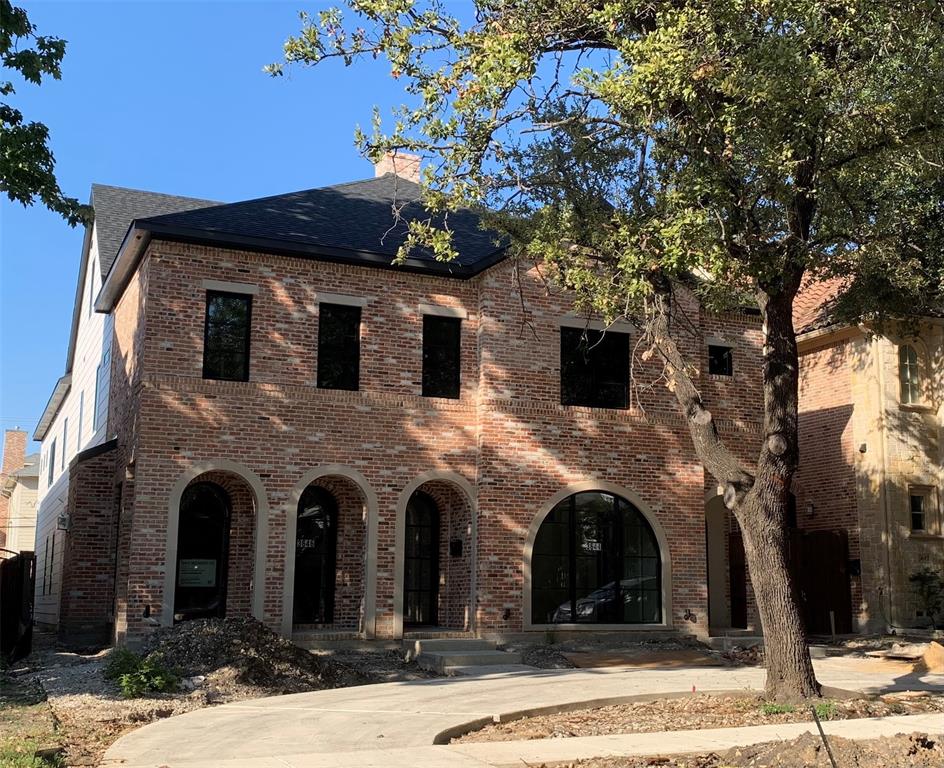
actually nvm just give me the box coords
[874,335,895,629]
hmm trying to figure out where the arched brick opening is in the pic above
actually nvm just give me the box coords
[288,474,369,633]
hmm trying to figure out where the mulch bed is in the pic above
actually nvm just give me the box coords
[567,731,944,767]
[452,692,944,742]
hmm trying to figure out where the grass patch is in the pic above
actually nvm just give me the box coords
[761,702,796,715]
[814,701,837,721]
[104,648,179,698]
[0,673,62,767]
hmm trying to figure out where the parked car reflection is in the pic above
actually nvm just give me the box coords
[550,576,658,623]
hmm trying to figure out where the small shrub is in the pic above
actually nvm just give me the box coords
[104,649,179,697]
[761,702,796,715]
[814,701,837,720]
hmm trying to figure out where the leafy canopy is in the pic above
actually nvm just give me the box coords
[1,0,91,226]
[272,0,944,323]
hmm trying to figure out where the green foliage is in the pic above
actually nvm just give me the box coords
[0,745,63,768]
[273,0,944,325]
[910,566,944,629]
[814,701,837,720]
[761,702,795,715]
[0,0,92,226]
[104,649,179,698]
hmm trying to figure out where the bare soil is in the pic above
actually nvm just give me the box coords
[21,620,438,767]
[567,731,944,767]
[452,692,944,743]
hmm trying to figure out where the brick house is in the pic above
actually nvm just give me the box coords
[39,155,767,648]
[793,282,944,633]
[0,429,37,553]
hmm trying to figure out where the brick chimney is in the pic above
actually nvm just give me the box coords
[0,429,27,549]
[373,151,421,184]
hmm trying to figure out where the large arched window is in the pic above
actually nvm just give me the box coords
[532,491,661,624]
[899,344,922,405]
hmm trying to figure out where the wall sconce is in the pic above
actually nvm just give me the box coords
[806,501,815,518]
[56,512,70,531]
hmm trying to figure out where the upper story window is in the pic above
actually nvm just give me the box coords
[560,326,629,409]
[708,344,734,376]
[317,303,361,391]
[909,487,935,532]
[422,315,461,399]
[61,418,68,471]
[47,439,56,486]
[203,291,252,382]
[899,344,922,405]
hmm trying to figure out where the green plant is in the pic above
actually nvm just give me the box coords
[814,701,837,721]
[761,702,795,715]
[104,649,179,698]
[910,566,944,629]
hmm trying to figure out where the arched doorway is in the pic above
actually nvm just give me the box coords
[403,491,440,627]
[293,486,339,625]
[531,490,662,625]
[174,482,232,621]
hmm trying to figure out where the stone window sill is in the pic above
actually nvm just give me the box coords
[908,531,944,540]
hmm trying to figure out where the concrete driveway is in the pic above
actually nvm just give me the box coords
[101,658,944,768]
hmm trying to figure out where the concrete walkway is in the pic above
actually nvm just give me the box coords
[102,658,944,768]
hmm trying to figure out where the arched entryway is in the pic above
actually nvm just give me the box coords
[172,470,259,623]
[395,473,476,636]
[287,472,370,633]
[529,490,662,625]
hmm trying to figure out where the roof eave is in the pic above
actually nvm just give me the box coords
[33,374,72,442]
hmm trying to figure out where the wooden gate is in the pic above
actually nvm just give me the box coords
[1,551,35,663]
[790,529,852,635]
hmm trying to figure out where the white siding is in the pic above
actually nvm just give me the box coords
[33,228,115,628]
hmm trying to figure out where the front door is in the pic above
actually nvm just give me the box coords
[404,491,439,627]
[294,486,338,625]
[174,482,231,621]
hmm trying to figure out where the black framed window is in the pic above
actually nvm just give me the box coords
[203,291,252,382]
[708,344,733,376]
[317,303,361,390]
[47,439,56,485]
[910,492,927,532]
[422,315,461,398]
[560,326,629,408]
[531,491,661,625]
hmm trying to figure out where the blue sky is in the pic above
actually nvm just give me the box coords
[1,0,420,450]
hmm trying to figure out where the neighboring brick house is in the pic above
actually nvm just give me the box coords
[794,281,944,633]
[0,429,34,552]
[42,155,766,648]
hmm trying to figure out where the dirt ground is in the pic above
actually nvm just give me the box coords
[13,620,437,767]
[567,731,944,767]
[452,692,944,742]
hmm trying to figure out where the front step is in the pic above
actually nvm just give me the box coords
[415,647,523,673]
[403,638,493,660]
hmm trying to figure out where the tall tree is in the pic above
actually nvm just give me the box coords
[273,1,944,700]
[1,0,90,225]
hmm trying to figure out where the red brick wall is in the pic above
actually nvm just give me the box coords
[59,442,118,646]
[0,429,28,548]
[95,240,765,643]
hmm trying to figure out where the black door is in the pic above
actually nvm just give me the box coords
[294,486,338,625]
[174,482,231,621]
[728,531,748,629]
[404,491,439,626]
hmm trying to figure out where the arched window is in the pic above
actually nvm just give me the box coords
[174,482,231,621]
[293,486,338,625]
[899,344,922,405]
[531,491,661,625]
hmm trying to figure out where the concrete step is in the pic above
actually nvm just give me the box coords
[403,638,494,659]
[416,649,522,673]
[444,664,537,677]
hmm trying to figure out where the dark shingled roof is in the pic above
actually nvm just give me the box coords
[91,184,219,279]
[136,174,506,276]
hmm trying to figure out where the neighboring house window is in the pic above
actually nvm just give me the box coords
[203,291,252,382]
[560,326,629,409]
[708,344,734,376]
[317,303,361,391]
[61,418,68,471]
[910,488,932,532]
[899,344,922,405]
[48,439,56,486]
[422,315,461,399]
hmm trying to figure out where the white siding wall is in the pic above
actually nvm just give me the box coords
[33,230,114,628]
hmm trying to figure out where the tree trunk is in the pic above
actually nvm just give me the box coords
[734,492,820,700]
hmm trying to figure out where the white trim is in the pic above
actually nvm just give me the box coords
[419,303,468,319]
[559,315,634,333]
[162,460,270,627]
[202,279,259,295]
[315,292,372,308]
[393,471,477,639]
[521,480,673,631]
[281,465,379,638]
